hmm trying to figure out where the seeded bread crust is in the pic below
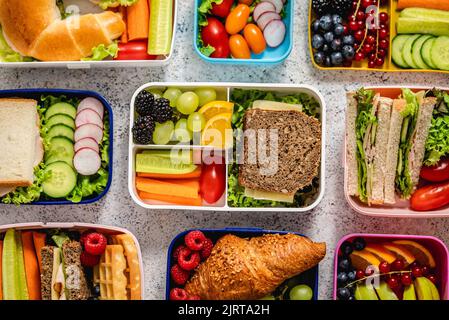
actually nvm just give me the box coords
[40,246,54,301]
[62,241,90,300]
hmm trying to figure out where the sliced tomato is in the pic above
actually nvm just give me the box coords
[420,158,449,182]
[211,0,234,18]
[116,41,157,60]
[410,182,449,211]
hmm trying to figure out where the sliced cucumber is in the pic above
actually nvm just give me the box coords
[42,161,77,198]
[392,35,411,68]
[135,153,197,174]
[141,149,193,164]
[431,36,449,71]
[421,37,436,69]
[412,35,432,69]
[148,0,173,55]
[47,124,74,142]
[46,137,75,166]
[402,35,421,69]
[46,114,76,130]
[45,102,77,120]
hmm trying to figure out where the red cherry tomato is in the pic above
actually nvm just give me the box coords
[200,160,226,204]
[420,158,449,182]
[115,41,157,60]
[201,17,228,48]
[239,0,253,4]
[410,181,449,211]
[210,42,230,58]
[210,0,234,18]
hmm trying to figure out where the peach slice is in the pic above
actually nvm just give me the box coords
[364,244,397,264]
[350,250,382,271]
[392,240,436,268]
[383,243,416,266]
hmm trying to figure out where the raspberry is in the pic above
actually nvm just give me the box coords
[188,295,201,300]
[84,233,107,256]
[80,251,101,267]
[170,264,190,285]
[80,229,96,247]
[201,238,214,260]
[184,230,206,251]
[173,245,187,262]
[170,288,188,301]
[178,248,200,271]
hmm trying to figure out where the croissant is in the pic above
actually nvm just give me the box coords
[185,233,326,300]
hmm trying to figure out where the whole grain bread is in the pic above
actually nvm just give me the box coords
[40,246,54,300]
[238,108,321,194]
[62,241,91,300]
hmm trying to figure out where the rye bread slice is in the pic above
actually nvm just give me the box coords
[62,241,91,300]
[40,246,55,300]
[238,108,321,194]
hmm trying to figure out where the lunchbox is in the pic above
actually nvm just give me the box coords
[128,82,326,212]
[0,0,177,69]
[343,86,449,218]
[166,227,320,300]
[333,233,449,300]
[0,88,113,205]
[194,0,294,65]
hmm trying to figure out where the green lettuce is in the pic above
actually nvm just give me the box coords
[82,43,118,61]
[198,0,223,26]
[197,34,215,57]
[0,27,33,62]
[52,233,70,248]
[95,0,139,9]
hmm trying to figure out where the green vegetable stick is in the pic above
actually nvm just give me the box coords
[148,0,173,55]
[14,231,29,300]
[3,229,18,300]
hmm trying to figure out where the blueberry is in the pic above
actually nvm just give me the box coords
[347,270,356,281]
[319,15,333,31]
[322,43,330,53]
[312,34,325,49]
[93,285,101,295]
[337,287,351,300]
[348,295,355,301]
[340,241,353,256]
[337,272,348,284]
[324,55,332,67]
[323,31,334,44]
[353,237,366,251]
[334,24,345,36]
[312,19,321,33]
[342,35,355,46]
[331,52,344,66]
[342,45,355,60]
[331,38,342,51]
[332,14,343,26]
[338,257,351,271]
[314,51,325,65]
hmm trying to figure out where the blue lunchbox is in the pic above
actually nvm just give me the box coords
[0,88,113,205]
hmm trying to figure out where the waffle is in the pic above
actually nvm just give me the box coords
[94,245,127,300]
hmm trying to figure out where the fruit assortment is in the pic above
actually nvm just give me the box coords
[0,227,141,300]
[336,237,441,300]
[197,0,288,59]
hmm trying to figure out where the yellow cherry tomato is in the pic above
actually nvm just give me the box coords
[225,4,250,35]
[239,0,253,4]
[229,34,251,59]
[243,24,266,54]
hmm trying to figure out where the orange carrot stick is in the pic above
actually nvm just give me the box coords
[398,0,449,11]
[138,191,203,206]
[0,240,3,300]
[120,6,128,44]
[135,177,200,199]
[32,232,46,274]
[127,0,150,41]
[22,232,41,300]
[136,167,202,179]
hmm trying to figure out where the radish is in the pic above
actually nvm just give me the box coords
[264,20,286,48]
[253,2,276,22]
[74,123,103,144]
[77,97,104,119]
[76,108,103,129]
[74,148,101,176]
[75,137,100,153]
[261,0,283,13]
[257,12,281,31]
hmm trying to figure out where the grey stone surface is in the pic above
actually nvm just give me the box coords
[1,0,449,300]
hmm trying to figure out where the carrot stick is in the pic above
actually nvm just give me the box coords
[32,232,46,274]
[136,167,202,179]
[138,191,203,206]
[127,0,150,41]
[135,177,200,199]
[21,232,41,300]
[398,0,449,11]
[0,240,3,300]
[120,6,128,44]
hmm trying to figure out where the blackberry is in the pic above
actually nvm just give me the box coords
[132,115,155,144]
[312,0,351,17]
[135,90,155,116]
[152,98,173,122]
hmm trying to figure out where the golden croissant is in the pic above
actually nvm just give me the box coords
[185,233,326,300]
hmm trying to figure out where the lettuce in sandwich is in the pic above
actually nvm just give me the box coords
[93,0,139,9]
[0,26,33,62]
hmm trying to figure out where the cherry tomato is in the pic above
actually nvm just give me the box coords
[410,181,449,211]
[225,4,250,35]
[239,0,254,4]
[420,158,449,182]
[243,24,266,54]
[200,160,226,204]
[210,0,234,18]
[229,34,251,59]
[202,17,228,48]
[211,42,230,58]
[115,41,157,60]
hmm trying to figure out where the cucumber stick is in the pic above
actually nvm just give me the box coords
[400,8,449,21]
[2,229,28,300]
[15,231,29,300]
[148,0,173,55]
[398,17,449,37]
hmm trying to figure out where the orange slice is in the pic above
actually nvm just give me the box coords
[201,113,233,149]
[392,240,436,268]
[382,243,416,266]
[198,101,234,121]
[364,244,397,264]
[350,250,382,271]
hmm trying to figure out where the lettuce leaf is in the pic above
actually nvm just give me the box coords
[52,233,70,249]
[198,0,223,26]
[95,0,139,9]
[82,43,118,61]
[0,27,33,62]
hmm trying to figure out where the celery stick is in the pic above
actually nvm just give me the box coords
[3,229,18,300]
[14,231,29,300]
[148,0,173,55]
[397,18,449,37]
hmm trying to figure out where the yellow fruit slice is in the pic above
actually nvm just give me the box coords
[392,240,436,268]
[364,244,397,264]
[350,250,382,272]
[201,113,233,149]
[198,101,234,121]
[382,243,416,266]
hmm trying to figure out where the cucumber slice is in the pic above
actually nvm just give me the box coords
[421,37,437,69]
[412,35,432,69]
[431,36,449,71]
[46,137,75,166]
[45,102,77,120]
[42,161,77,198]
[402,35,421,69]
[141,149,193,164]
[148,0,173,55]
[46,114,76,130]
[47,124,74,142]
[135,153,197,174]
[392,35,411,68]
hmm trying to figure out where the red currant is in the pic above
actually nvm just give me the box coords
[401,273,412,286]
[421,266,430,276]
[357,20,366,30]
[368,53,376,61]
[368,60,376,68]
[366,35,376,44]
[377,49,386,57]
[363,43,373,54]
[392,259,405,271]
[354,30,364,42]
[355,52,365,61]
[379,29,389,39]
[379,39,389,49]
[375,57,384,66]
[411,266,423,277]
[356,270,365,279]
[362,0,373,9]
[356,11,365,21]
[352,1,358,9]
[349,21,359,31]
[387,277,399,289]
[427,275,437,284]
[365,267,375,276]
[343,24,349,35]
[410,262,419,269]
[379,12,389,23]
[379,261,390,274]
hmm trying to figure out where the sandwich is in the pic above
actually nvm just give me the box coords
[346,88,437,205]
[238,100,321,203]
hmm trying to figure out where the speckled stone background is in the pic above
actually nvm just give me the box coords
[1,0,449,300]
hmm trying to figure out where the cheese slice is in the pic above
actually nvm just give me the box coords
[252,100,302,111]
[51,248,63,300]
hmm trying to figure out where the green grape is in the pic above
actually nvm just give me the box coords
[187,112,206,132]
[147,88,163,99]
[152,120,174,145]
[259,295,275,300]
[194,88,217,106]
[289,285,313,300]
[176,92,199,115]
[173,119,192,143]
[163,88,182,107]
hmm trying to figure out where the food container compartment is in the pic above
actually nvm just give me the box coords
[344,86,449,218]
[128,82,326,211]
[166,227,320,300]
[333,233,449,300]
[0,88,113,205]
[194,0,294,65]
[0,222,144,300]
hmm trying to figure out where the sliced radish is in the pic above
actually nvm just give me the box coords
[264,20,286,48]
[76,108,104,129]
[74,123,103,144]
[257,12,281,31]
[74,148,101,176]
[254,2,276,22]
[75,137,100,153]
[261,0,283,13]
[77,97,104,119]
